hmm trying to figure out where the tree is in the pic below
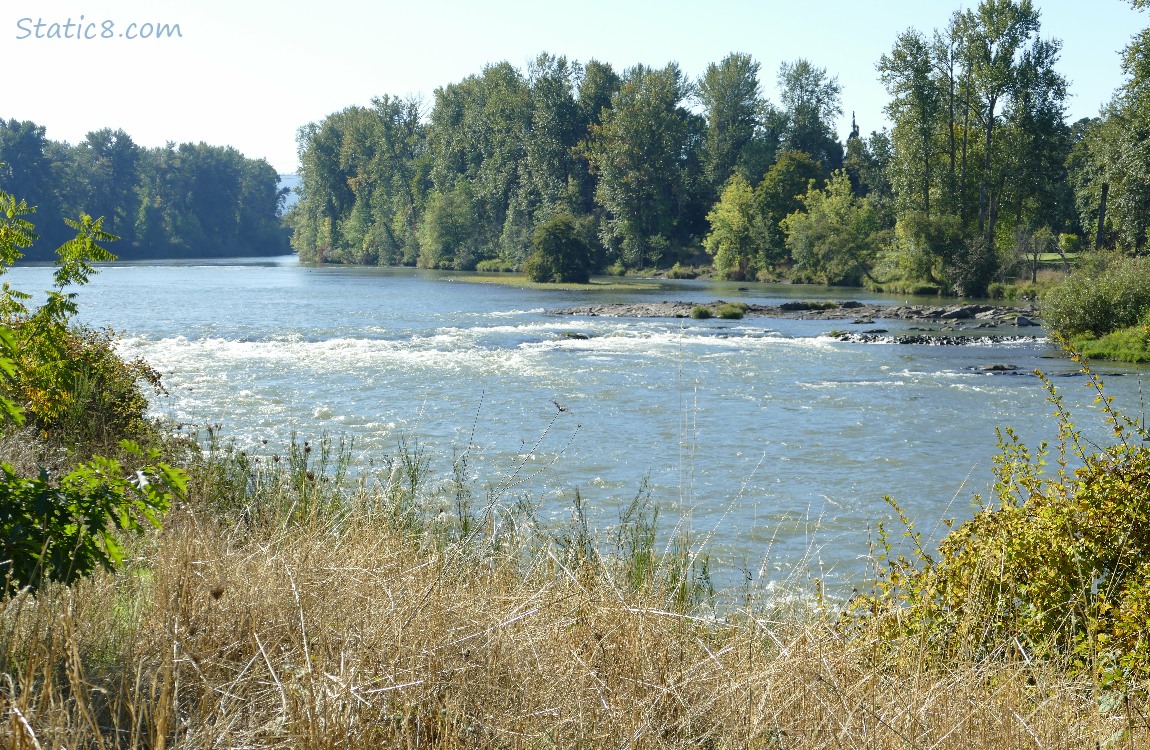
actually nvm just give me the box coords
[782,171,880,285]
[754,150,824,263]
[583,63,698,270]
[844,130,896,229]
[876,0,1070,293]
[1067,1,1150,253]
[73,129,141,244]
[522,214,591,283]
[417,181,479,269]
[879,30,944,217]
[699,53,763,199]
[0,119,65,255]
[961,0,1040,241]
[704,174,763,280]
[777,59,844,172]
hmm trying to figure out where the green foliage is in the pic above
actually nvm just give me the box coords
[664,262,698,279]
[754,150,825,264]
[1070,314,1150,363]
[850,367,1150,686]
[0,183,186,596]
[716,302,748,319]
[475,259,516,273]
[704,175,764,280]
[689,306,712,319]
[783,170,880,285]
[1,205,160,449]
[581,63,700,270]
[776,59,844,171]
[890,211,962,284]
[522,214,591,283]
[1067,6,1150,254]
[418,182,480,270]
[698,53,764,196]
[2,121,287,260]
[0,326,24,427]
[876,1,1073,292]
[0,442,184,594]
[1042,256,1150,337]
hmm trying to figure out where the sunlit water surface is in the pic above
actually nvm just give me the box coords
[9,257,1149,593]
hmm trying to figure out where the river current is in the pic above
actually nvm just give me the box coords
[8,257,1149,591]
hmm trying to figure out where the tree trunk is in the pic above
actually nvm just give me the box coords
[1095,182,1109,251]
[959,84,970,226]
[978,97,997,235]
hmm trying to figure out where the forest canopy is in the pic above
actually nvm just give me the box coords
[290,0,1149,295]
[0,121,290,260]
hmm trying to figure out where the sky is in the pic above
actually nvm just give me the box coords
[4,0,1145,174]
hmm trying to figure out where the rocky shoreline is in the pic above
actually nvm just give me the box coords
[547,300,1041,328]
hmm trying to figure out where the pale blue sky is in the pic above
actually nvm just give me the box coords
[4,0,1144,173]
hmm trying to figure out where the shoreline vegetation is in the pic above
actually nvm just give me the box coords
[1,119,289,261]
[282,0,1150,362]
[4,186,1150,747]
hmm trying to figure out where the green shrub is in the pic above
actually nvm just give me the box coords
[690,306,712,319]
[1072,313,1150,363]
[1043,256,1150,337]
[0,183,186,594]
[850,366,1150,687]
[665,262,698,280]
[716,303,747,319]
[475,259,515,273]
[0,442,185,594]
[523,215,591,284]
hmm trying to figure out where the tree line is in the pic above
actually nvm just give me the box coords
[291,0,1147,296]
[0,120,290,260]
[288,51,843,273]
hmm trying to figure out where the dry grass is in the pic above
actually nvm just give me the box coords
[2,489,1148,749]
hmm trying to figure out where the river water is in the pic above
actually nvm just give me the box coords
[8,257,1149,591]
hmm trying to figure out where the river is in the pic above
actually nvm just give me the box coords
[8,257,1148,592]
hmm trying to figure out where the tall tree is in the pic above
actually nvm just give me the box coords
[71,129,142,245]
[698,53,763,199]
[1071,0,1150,252]
[777,59,844,172]
[583,63,697,269]
[0,120,64,254]
[879,30,943,217]
[961,0,1040,240]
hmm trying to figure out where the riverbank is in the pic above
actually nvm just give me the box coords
[547,300,1041,327]
[2,435,1141,749]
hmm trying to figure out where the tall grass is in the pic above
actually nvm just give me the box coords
[2,429,1147,749]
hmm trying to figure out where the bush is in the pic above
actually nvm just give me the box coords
[0,183,187,593]
[665,262,698,279]
[850,366,1150,687]
[524,215,591,284]
[0,442,185,594]
[716,302,748,319]
[690,306,712,319]
[1072,312,1150,363]
[475,259,515,273]
[1043,256,1150,337]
